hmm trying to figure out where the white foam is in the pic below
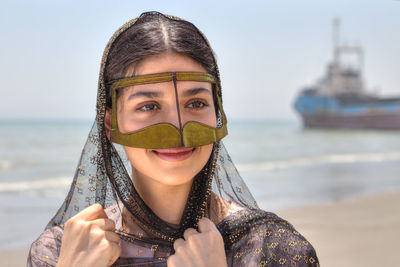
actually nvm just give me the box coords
[237,152,400,172]
[0,177,71,192]
[0,160,12,170]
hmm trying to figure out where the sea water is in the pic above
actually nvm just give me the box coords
[1,119,400,249]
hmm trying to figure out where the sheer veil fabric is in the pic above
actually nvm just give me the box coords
[27,12,319,267]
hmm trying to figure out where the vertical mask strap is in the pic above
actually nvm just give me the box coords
[172,73,184,146]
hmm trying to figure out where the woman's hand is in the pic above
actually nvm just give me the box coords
[167,217,227,267]
[56,203,121,267]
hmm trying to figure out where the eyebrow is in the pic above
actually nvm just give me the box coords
[126,87,211,101]
[127,91,163,101]
[182,87,212,97]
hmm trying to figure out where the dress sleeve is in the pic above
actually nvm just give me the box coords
[226,213,319,267]
[26,225,64,267]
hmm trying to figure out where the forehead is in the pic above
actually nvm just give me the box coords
[127,52,207,77]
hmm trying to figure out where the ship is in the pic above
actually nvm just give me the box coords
[293,19,400,130]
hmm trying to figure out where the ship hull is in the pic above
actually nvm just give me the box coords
[301,113,400,130]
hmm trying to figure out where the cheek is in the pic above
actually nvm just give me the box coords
[192,144,214,173]
[199,143,213,163]
[116,99,129,133]
[204,105,217,128]
[123,146,149,173]
[208,112,217,128]
[116,94,140,133]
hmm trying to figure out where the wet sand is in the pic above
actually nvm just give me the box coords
[3,190,400,267]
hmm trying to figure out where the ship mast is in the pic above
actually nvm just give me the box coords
[323,18,366,96]
[331,18,364,74]
[332,17,340,66]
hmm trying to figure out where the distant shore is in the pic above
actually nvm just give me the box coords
[3,189,400,267]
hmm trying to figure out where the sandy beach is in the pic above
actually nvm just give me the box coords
[276,190,400,267]
[2,190,400,267]
[0,247,30,267]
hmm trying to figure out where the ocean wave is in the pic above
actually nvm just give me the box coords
[0,177,72,192]
[237,152,400,172]
[0,159,42,169]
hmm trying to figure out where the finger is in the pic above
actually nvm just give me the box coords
[198,217,218,233]
[183,228,198,241]
[105,231,121,244]
[73,203,108,221]
[108,242,122,266]
[173,238,185,252]
[91,218,116,231]
[167,255,183,267]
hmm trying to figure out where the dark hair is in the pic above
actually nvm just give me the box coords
[104,12,219,108]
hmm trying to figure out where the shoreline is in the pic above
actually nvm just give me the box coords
[3,189,400,267]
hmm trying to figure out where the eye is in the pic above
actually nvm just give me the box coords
[136,103,160,112]
[186,100,209,110]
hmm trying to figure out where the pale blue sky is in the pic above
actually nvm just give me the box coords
[1,0,399,120]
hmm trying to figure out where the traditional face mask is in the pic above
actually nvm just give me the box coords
[108,71,228,149]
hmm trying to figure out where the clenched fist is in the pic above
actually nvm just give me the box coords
[56,204,121,267]
[167,217,227,267]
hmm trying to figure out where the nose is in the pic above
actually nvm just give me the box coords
[163,105,182,130]
[162,82,183,131]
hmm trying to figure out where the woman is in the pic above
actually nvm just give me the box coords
[27,11,319,266]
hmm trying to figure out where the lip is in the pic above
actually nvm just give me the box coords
[151,147,195,162]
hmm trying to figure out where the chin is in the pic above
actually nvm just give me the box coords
[148,151,208,186]
[151,170,198,186]
[124,144,213,186]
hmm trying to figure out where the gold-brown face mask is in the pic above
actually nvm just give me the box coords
[108,72,228,149]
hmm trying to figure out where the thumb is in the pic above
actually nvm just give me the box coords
[198,217,218,233]
[73,203,108,221]
[108,242,122,267]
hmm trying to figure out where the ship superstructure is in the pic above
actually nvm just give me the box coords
[293,19,400,129]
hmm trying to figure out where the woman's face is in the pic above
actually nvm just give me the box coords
[113,52,216,186]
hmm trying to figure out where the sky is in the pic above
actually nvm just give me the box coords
[1,0,399,120]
